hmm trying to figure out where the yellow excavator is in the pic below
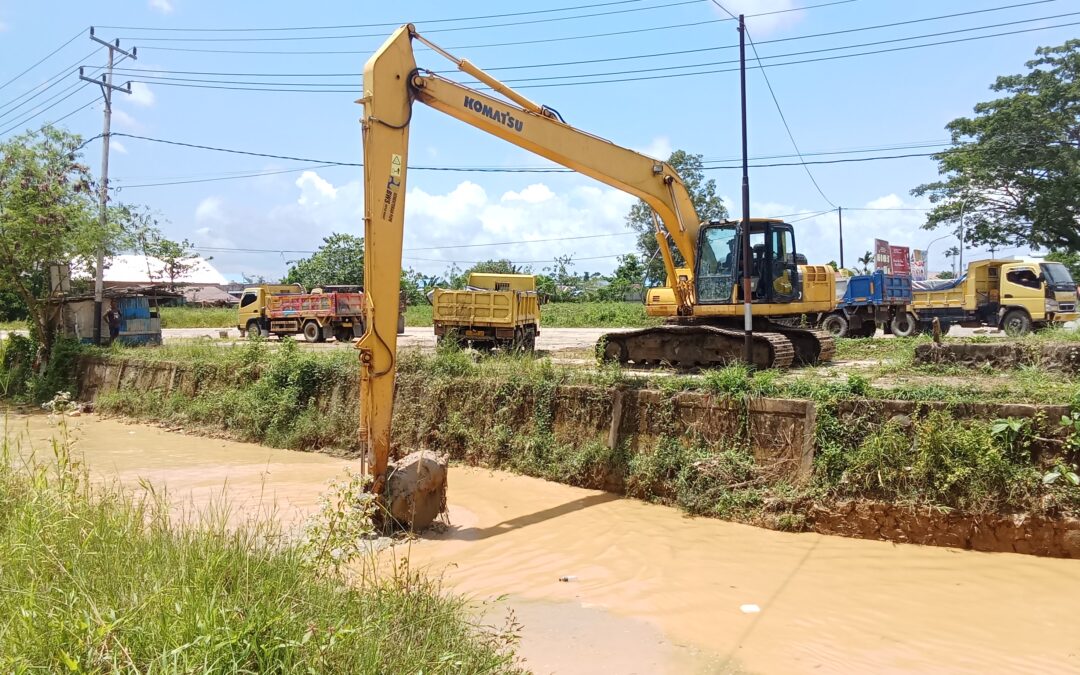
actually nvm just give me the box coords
[358,25,836,487]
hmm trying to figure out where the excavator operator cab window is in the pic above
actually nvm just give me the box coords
[696,221,802,305]
[697,225,738,303]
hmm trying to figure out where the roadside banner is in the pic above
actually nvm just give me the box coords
[874,239,891,272]
[911,249,928,281]
[890,245,911,276]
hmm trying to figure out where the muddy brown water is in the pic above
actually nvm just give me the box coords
[4,410,1079,674]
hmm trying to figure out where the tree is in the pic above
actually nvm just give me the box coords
[285,233,364,289]
[943,246,960,275]
[938,271,957,280]
[401,268,446,305]
[857,251,874,274]
[0,127,135,360]
[139,232,206,289]
[450,259,526,288]
[1046,251,1080,280]
[625,150,728,286]
[596,253,646,301]
[912,40,1080,251]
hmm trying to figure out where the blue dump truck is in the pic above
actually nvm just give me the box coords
[813,270,913,338]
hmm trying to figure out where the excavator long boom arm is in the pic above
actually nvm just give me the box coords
[359,25,701,487]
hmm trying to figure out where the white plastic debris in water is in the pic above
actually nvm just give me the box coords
[740,604,761,614]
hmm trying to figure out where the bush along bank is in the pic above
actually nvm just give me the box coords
[61,341,1080,557]
[0,418,521,673]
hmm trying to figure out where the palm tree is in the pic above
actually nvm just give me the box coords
[857,251,874,274]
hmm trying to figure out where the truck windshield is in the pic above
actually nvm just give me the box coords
[1041,262,1075,287]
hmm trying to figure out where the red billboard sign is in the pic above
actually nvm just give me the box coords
[874,239,891,272]
[890,245,911,276]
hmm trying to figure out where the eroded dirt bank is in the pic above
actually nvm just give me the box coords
[5,410,1080,674]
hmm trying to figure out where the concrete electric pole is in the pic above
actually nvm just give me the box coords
[80,27,136,345]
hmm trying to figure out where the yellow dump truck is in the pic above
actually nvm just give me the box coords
[432,273,540,351]
[900,258,1078,336]
[237,284,365,342]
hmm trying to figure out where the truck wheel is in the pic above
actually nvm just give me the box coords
[1002,309,1032,337]
[820,313,849,338]
[890,312,918,338]
[303,320,325,343]
[246,320,266,340]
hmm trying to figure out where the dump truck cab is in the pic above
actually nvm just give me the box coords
[237,284,305,336]
[910,258,1078,335]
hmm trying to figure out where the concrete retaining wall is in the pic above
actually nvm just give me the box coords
[75,356,1080,557]
[915,342,1080,373]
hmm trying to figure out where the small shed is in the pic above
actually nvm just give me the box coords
[51,286,182,346]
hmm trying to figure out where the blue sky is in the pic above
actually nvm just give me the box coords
[1,0,1076,281]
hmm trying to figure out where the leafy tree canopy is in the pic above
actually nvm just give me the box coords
[0,127,141,357]
[626,150,727,286]
[284,233,364,289]
[913,40,1080,250]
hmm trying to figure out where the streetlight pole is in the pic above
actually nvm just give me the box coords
[924,233,953,275]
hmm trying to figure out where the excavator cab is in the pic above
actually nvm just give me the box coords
[695,219,803,305]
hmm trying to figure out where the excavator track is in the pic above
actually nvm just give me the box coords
[763,322,836,366]
[598,324,795,370]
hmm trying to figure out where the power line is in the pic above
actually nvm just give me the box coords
[0,49,101,118]
[116,1,1050,80]
[0,28,86,92]
[111,139,956,186]
[0,81,95,137]
[506,18,1080,89]
[96,0,667,32]
[105,131,955,175]
[478,10,1080,86]
[131,0,859,55]
[117,0,710,43]
[116,17,1080,93]
[742,14,837,208]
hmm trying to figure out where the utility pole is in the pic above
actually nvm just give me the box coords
[957,197,968,273]
[80,27,136,345]
[738,14,753,366]
[837,206,844,269]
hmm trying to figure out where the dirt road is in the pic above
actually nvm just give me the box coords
[6,411,1079,674]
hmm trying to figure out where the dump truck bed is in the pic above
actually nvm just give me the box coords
[267,292,365,319]
[432,289,539,328]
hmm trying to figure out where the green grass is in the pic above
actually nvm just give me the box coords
[0,320,25,331]
[158,306,236,329]
[0,423,520,673]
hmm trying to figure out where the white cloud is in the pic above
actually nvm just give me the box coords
[401,179,636,272]
[501,183,554,204]
[149,0,174,14]
[111,140,128,154]
[637,136,672,160]
[711,0,802,36]
[195,197,225,223]
[128,82,155,107]
[111,108,142,131]
[295,171,339,205]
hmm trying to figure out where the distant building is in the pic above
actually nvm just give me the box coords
[88,254,229,288]
[72,255,233,306]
